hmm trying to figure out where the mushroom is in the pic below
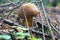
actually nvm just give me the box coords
[18,3,40,27]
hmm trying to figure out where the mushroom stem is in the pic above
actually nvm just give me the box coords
[22,17,33,27]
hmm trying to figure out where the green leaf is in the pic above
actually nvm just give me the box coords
[29,36,42,40]
[0,34,11,40]
[14,32,30,36]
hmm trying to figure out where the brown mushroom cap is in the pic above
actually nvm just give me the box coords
[18,3,40,18]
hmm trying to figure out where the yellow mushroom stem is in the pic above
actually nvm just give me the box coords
[22,17,33,27]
